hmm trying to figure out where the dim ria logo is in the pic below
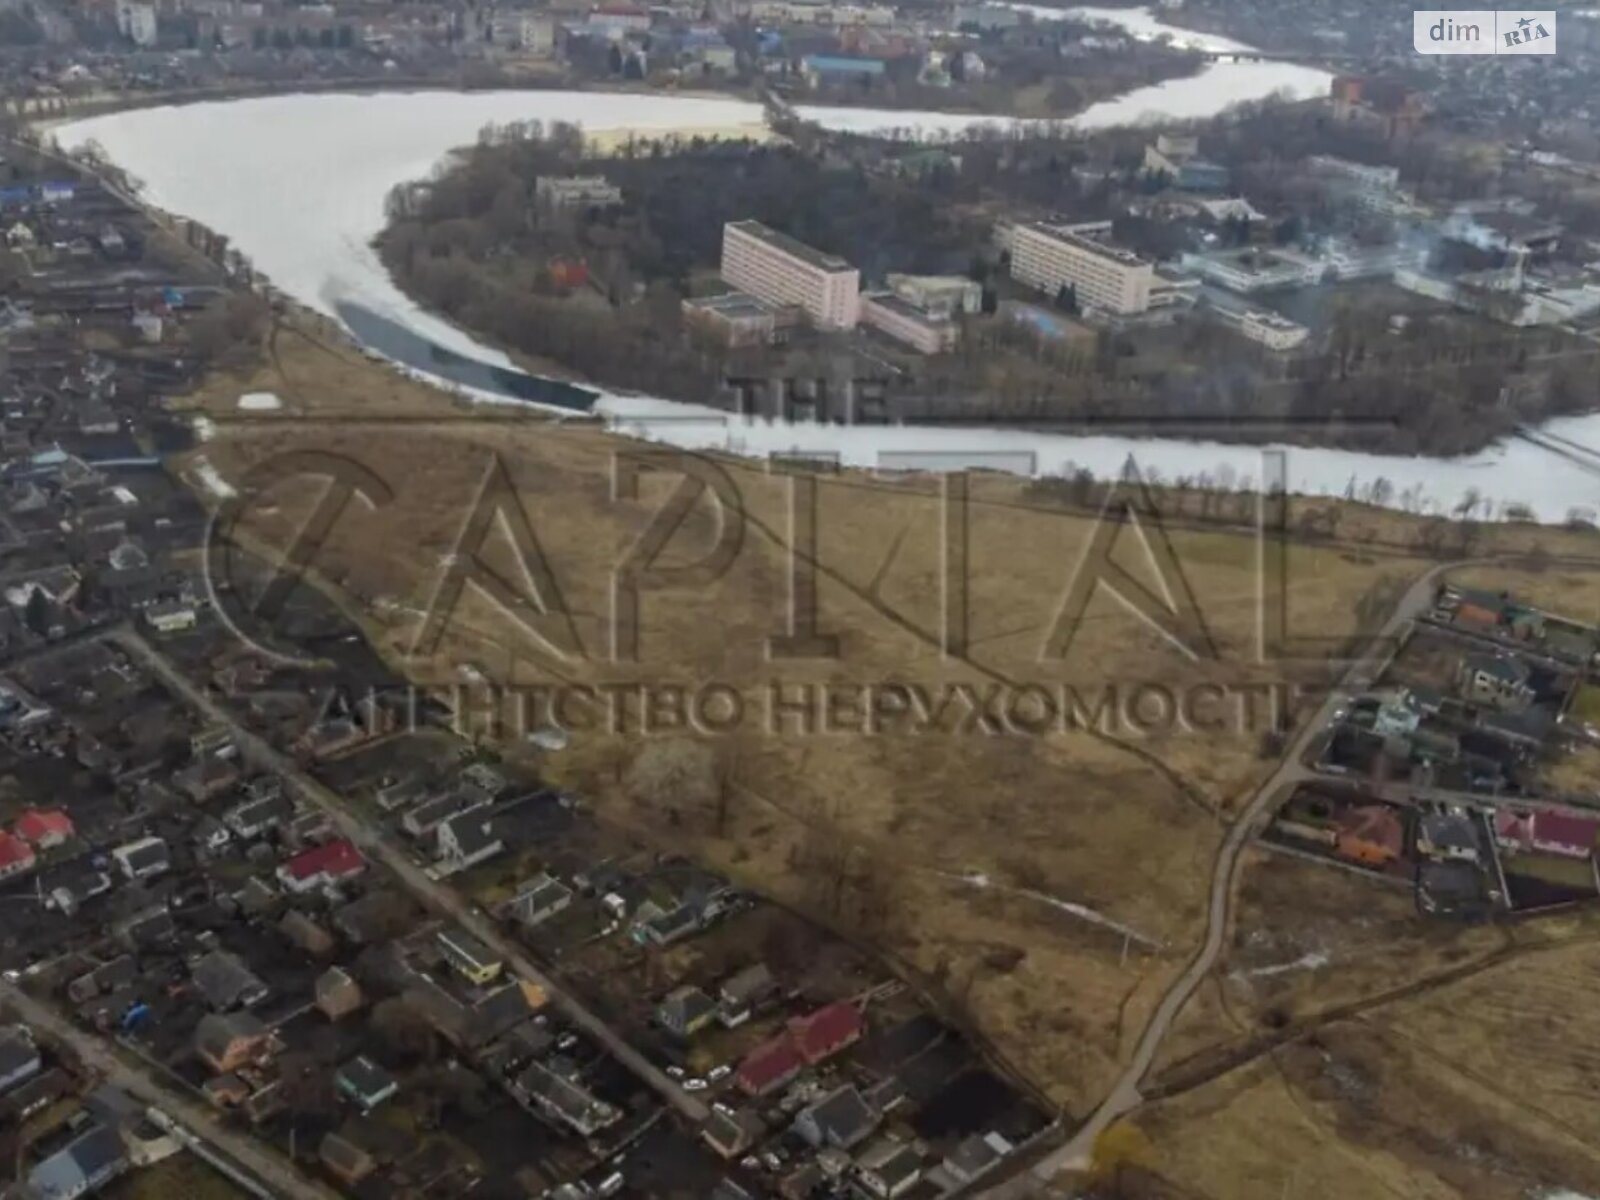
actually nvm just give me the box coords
[1414,10,1555,54]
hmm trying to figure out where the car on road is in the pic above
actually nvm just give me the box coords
[684,1077,707,1091]
[707,1064,731,1082]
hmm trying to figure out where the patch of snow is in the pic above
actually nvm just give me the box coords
[938,869,1161,948]
[190,458,235,499]
[52,49,1600,523]
[1231,951,1331,980]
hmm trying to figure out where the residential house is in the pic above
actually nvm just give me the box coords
[116,906,176,952]
[1,1068,70,1123]
[279,910,337,958]
[15,808,73,849]
[0,1026,42,1095]
[942,1133,1014,1185]
[436,805,506,872]
[224,793,294,840]
[85,1086,180,1167]
[110,836,169,881]
[514,1061,621,1135]
[277,839,365,893]
[853,1138,922,1198]
[26,1123,127,1200]
[335,1056,399,1112]
[195,1012,271,1073]
[437,929,503,986]
[718,962,777,1026]
[635,902,703,947]
[1416,813,1481,863]
[192,949,270,1011]
[506,873,573,929]
[1447,587,1511,630]
[144,598,197,633]
[656,986,718,1038]
[702,1107,766,1159]
[1373,689,1428,738]
[0,832,37,880]
[1493,808,1600,859]
[780,1165,826,1199]
[319,1131,378,1187]
[794,1083,878,1150]
[376,774,428,812]
[402,788,482,838]
[736,1035,805,1096]
[789,1000,864,1063]
[315,967,364,1021]
[1457,653,1536,712]
[1333,805,1404,867]
[174,755,241,803]
[203,1074,251,1108]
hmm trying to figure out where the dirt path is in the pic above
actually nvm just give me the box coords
[990,557,1472,1191]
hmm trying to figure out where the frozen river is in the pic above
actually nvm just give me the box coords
[53,8,1600,522]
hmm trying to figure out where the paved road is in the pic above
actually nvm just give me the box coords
[112,629,710,1125]
[0,981,339,1200]
[1012,560,1459,1187]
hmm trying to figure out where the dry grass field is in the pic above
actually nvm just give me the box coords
[1136,1011,1600,1200]
[177,318,1600,1174]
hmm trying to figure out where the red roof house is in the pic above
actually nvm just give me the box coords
[0,832,37,879]
[788,1001,864,1065]
[1495,809,1599,859]
[736,1036,804,1096]
[277,839,365,893]
[15,809,74,848]
[1334,805,1404,867]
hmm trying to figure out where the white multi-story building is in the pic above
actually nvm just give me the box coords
[1319,239,1425,281]
[495,13,555,50]
[1180,247,1323,293]
[118,1,158,45]
[535,175,623,211]
[720,220,860,330]
[1237,309,1309,351]
[1206,303,1309,350]
[1305,155,1417,216]
[858,292,957,354]
[1007,221,1154,315]
[884,273,982,318]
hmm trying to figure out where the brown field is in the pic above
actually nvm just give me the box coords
[1136,1011,1600,1200]
[1444,564,1600,628]
[1383,932,1600,1144]
[1148,848,1508,1082]
[179,317,1600,1168]
[104,1153,250,1200]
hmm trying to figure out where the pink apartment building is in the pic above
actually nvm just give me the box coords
[720,220,860,330]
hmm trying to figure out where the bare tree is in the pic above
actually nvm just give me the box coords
[625,737,717,830]
[371,996,436,1064]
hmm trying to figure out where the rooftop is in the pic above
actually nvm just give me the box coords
[1029,220,1149,268]
[726,220,853,274]
[684,291,776,319]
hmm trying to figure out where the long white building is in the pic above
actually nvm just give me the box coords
[720,220,860,330]
[1008,221,1155,315]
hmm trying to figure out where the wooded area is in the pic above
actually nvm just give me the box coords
[375,111,1600,454]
